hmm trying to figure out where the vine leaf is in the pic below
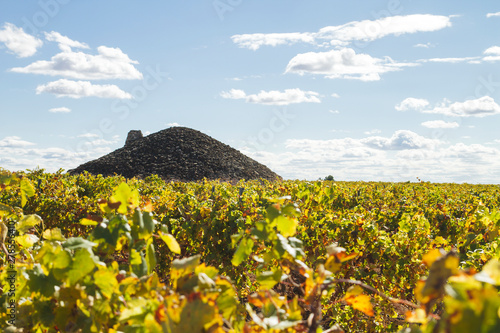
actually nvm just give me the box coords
[343,285,374,316]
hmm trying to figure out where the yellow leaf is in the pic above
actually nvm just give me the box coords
[42,228,66,241]
[15,234,39,248]
[422,248,443,268]
[344,293,374,317]
[159,231,181,254]
[80,218,99,226]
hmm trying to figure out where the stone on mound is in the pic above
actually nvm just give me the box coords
[68,127,280,182]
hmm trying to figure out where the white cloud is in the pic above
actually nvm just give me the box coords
[0,23,43,57]
[77,133,99,138]
[397,96,500,117]
[232,14,453,50]
[49,107,71,113]
[487,12,500,18]
[484,46,500,55]
[331,93,340,98]
[221,88,321,105]
[36,79,133,99]
[414,42,434,48]
[364,129,381,135]
[417,47,500,64]
[427,96,500,117]
[329,110,340,114]
[167,122,181,127]
[420,56,480,64]
[0,145,112,173]
[285,48,416,81]
[11,46,142,80]
[361,130,443,150]
[421,120,459,128]
[240,133,500,183]
[483,46,500,62]
[0,136,35,148]
[395,98,430,111]
[44,31,89,52]
[231,32,315,51]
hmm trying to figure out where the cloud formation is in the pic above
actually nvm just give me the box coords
[49,107,71,113]
[36,79,133,99]
[232,14,453,50]
[418,46,500,64]
[44,31,89,52]
[395,98,430,111]
[285,48,416,81]
[0,23,43,57]
[221,88,321,105]
[240,132,500,183]
[360,130,443,150]
[421,120,459,128]
[487,12,500,18]
[397,96,500,117]
[0,136,35,148]
[11,46,143,80]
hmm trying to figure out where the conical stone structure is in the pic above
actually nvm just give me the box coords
[68,127,280,182]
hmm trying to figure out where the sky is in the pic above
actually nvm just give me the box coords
[0,1,500,183]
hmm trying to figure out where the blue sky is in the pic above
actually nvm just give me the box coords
[1,1,500,183]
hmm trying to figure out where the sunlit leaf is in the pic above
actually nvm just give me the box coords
[231,237,254,266]
[256,269,282,290]
[159,231,181,254]
[110,182,140,214]
[16,233,39,248]
[42,228,65,241]
[80,218,99,226]
[67,249,96,286]
[146,238,157,274]
[344,286,374,316]
[17,214,42,234]
[94,269,118,299]
[20,178,35,208]
[276,215,298,237]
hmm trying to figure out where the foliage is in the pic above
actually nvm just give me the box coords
[1,170,500,332]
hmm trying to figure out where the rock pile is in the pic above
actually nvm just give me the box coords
[68,127,280,182]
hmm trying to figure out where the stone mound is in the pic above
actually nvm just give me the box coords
[68,127,280,182]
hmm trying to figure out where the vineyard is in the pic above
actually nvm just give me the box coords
[1,168,500,332]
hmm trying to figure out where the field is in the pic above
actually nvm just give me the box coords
[1,169,500,332]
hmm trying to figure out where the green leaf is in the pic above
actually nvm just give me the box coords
[159,231,181,254]
[130,249,142,265]
[27,265,58,297]
[146,238,157,274]
[172,255,200,271]
[94,269,118,299]
[67,249,96,286]
[16,234,39,248]
[257,269,283,290]
[63,237,97,251]
[119,298,149,322]
[216,278,238,319]
[170,255,201,290]
[142,211,156,235]
[231,237,254,266]
[20,178,35,208]
[110,182,140,214]
[276,215,298,237]
[17,214,42,234]
[275,234,305,259]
